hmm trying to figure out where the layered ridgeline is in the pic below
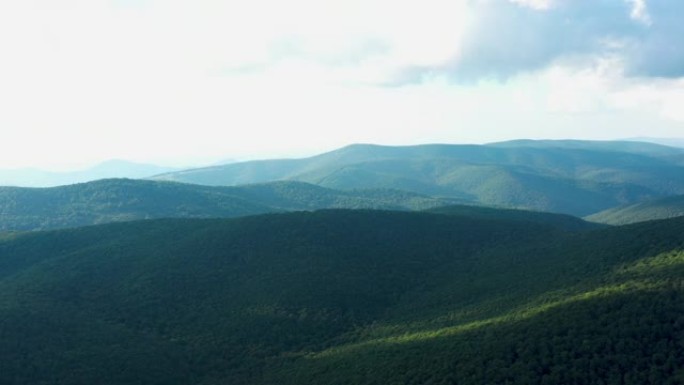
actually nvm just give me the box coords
[0,178,461,231]
[151,140,684,216]
[587,195,684,225]
[1,209,683,384]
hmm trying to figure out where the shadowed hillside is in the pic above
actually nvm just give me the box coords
[0,160,177,187]
[1,210,683,384]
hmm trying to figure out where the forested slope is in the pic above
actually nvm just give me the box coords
[0,210,683,384]
[586,194,684,225]
[426,204,601,231]
[0,179,458,231]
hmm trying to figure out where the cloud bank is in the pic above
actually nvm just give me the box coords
[392,0,684,83]
[0,0,682,169]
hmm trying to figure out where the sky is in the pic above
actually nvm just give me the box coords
[1,0,683,170]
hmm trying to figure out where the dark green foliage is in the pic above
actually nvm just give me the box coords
[1,210,684,384]
[0,179,273,231]
[151,140,684,216]
[275,287,684,385]
[0,179,459,231]
[427,204,602,231]
[586,194,684,225]
[268,218,684,385]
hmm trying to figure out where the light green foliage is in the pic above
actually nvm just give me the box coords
[587,195,684,225]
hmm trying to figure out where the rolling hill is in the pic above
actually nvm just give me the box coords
[586,194,684,225]
[151,140,684,216]
[0,209,683,384]
[0,178,461,231]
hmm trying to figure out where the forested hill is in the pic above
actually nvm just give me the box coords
[586,194,684,225]
[427,204,602,231]
[0,178,460,231]
[1,209,683,384]
[151,140,684,216]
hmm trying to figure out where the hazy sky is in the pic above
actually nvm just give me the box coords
[1,0,683,169]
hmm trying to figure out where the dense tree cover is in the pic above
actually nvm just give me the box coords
[0,179,459,231]
[427,204,602,231]
[0,210,683,384]
[152,140,684,215]
[586,194,684,225]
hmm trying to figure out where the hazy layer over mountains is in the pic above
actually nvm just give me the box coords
[625,137,684,148]
[0,159,176,187]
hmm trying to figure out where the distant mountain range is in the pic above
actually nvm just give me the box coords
[0,159,177,187]
[151,140,684,216]
[0,179,463,231]
[3,140,684,222]
[624,137,684,148]
[1,209,682,384]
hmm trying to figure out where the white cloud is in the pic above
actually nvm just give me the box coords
[0,0,683,170]
[398,0,684,81]
[509,0,554,11]
[626,0,652,26]
[609,79,684,122]
[0,0,474,85]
